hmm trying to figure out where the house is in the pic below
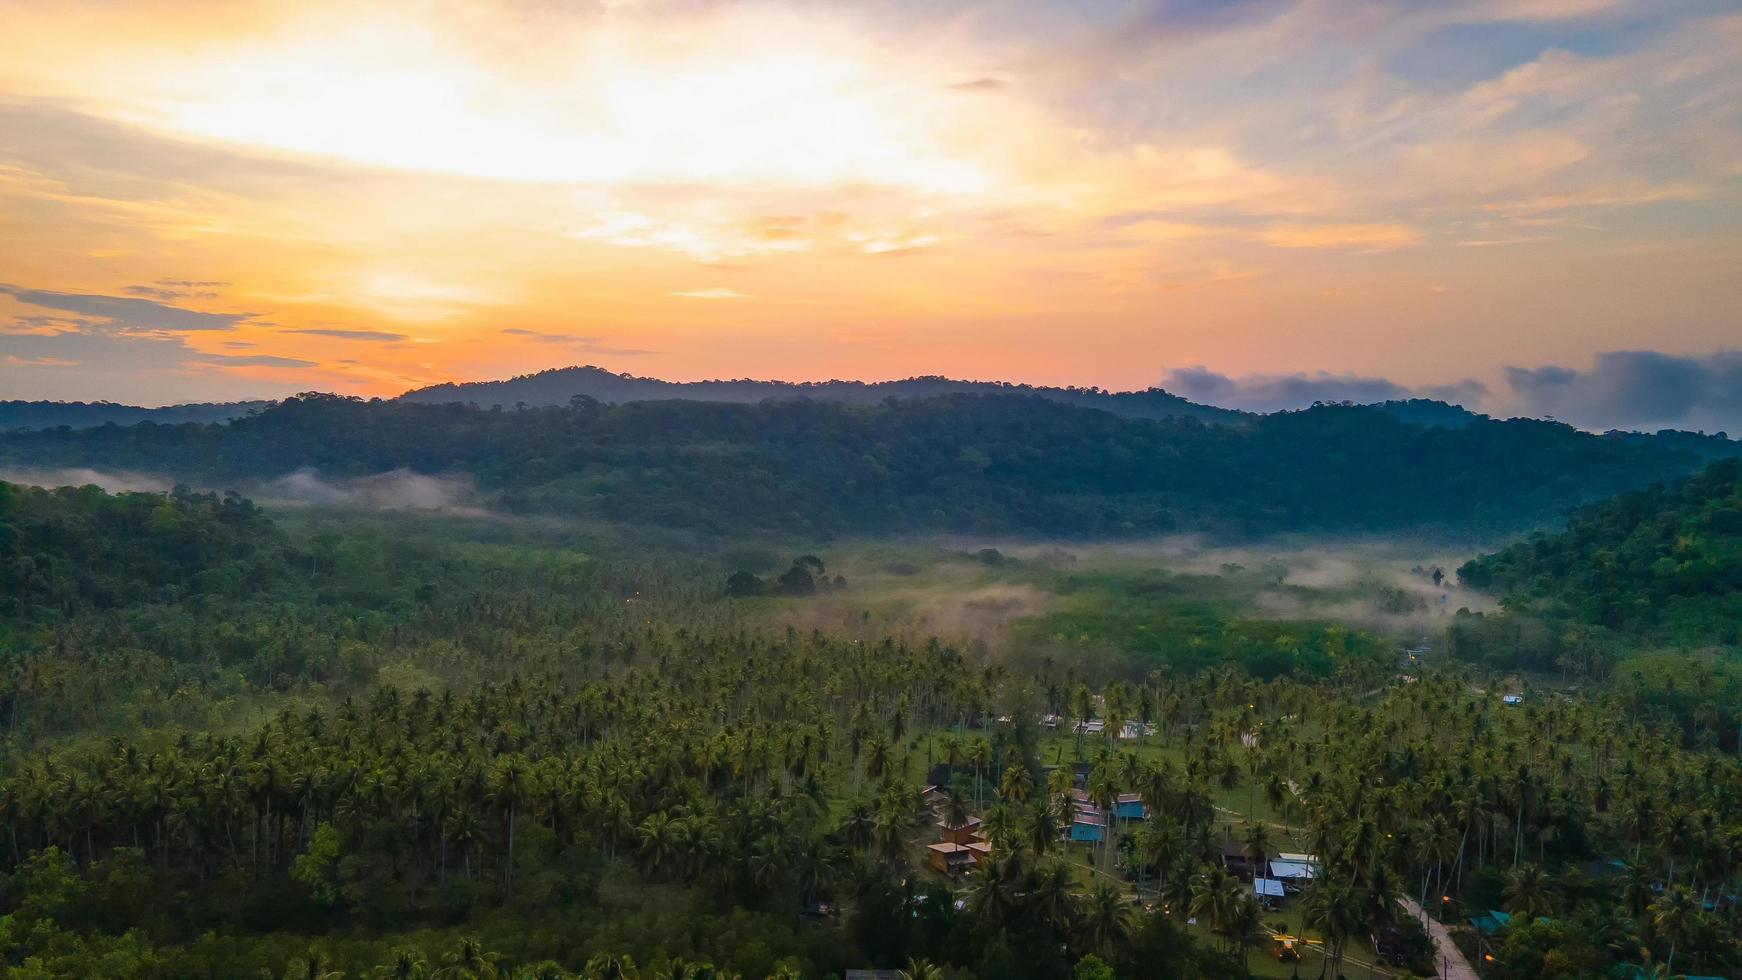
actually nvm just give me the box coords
[1501,694,1524,706]
[1069,804,1109,842]
[1221,840,1253,879]
[1253,877,1284,909]
[1469,910,1512,936]
[926,842,979,874]
[1269,858,1317,892]
[936,815,983,845]
[1070,817,1106,843]
[1114,793,1147,821]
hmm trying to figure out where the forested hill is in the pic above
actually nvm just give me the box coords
[1,392,1722,539]
[0,399,270,431]
[1458,458,1742,644]
[0,481,290,621]
[397,364,1247,424]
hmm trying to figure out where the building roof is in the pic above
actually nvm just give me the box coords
[1270,860,1316,879]
[937,815,983,830]
[1254,878,1285,898]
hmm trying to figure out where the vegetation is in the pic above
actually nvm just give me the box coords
[1460,458,1742,645]
[2,392,1727,539]
[0,400,1738,978]
[398,365,1247,425]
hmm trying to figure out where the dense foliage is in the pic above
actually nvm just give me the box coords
[1,454,1739,977]
[0,482,289,623]
[0,400,269,432]
[1,392,1723,539]
[397,365,1247,425]
[1460,459,1742,645]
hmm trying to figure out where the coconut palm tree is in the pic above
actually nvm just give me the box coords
[1649,884,1698,977]
[1502,862,1554,918]
[1080,880,1133,958]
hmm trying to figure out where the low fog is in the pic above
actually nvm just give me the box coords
[0,466,176,494]
[770,533,1503,657]
[262,468,487,515]
[1,465,490,517]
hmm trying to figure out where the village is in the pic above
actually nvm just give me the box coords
[886,700,1521,980]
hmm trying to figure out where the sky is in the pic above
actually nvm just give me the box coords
[1,0,1740,431]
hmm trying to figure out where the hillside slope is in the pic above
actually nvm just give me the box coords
[0,399,271,431]
[1459,458,1742,644]
[0,480,290,620]
[397,364,1248,424]
[0,393,1716,539]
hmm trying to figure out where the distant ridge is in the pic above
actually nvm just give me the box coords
[0,399,273,432]
[397,364,1248,425]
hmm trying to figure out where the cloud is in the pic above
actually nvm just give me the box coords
[125,284,219,301]
[948,77,1007,92]
[1259,224,1420,250]
[1503,350,1742,434]
[1161,366,1485,413]
[0,284,253,332]
[285,328,410,341]
[123,279,229,301]
[2,355,78,368]
[205,354,318,368]
[1163,350,1742,434]
[670,288,749,299]
[500,328,655,355]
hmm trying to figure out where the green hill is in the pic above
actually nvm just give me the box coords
[0,480,289,621]
[1458,458,1742,645]
[0,392,1722,539]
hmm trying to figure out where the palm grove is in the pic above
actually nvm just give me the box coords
[0,397,1739,978]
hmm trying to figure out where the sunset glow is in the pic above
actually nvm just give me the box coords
[3,0,1740,414]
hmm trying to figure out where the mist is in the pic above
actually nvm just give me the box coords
[0,466,177,494]
[260,468,490,515]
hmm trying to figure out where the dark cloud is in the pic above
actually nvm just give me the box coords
[1504,350,1742,434]
[0,284,253,332]
[124,285,220,301]
[285,328,410,341]
[1160,366,1486,414]
[0,326,314,377]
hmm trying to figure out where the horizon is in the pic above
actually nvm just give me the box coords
[3,0,1741,431]
[7,361,1738,439]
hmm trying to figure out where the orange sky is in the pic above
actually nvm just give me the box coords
[2,0,1740,409]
